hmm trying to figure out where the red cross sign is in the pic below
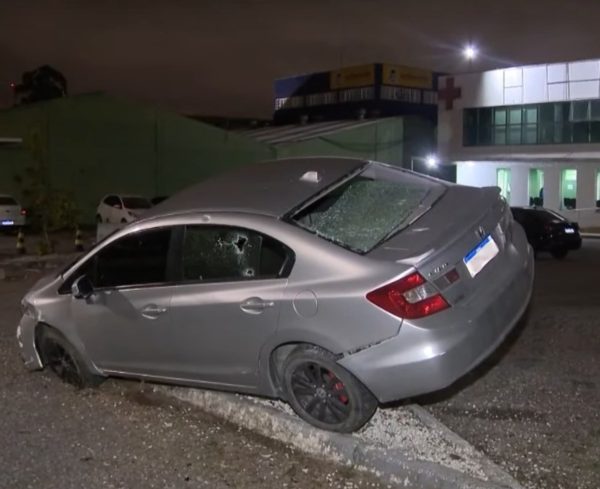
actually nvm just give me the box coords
[438,77,462,110]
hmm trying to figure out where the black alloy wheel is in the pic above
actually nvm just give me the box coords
[39,327,102,388]
[290,362,352,425]
[282,345,378,432]
[44,340,84,387]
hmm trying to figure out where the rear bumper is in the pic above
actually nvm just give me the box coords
[339,234,534,403]
[0,216,26,228]
[538,234,581,251]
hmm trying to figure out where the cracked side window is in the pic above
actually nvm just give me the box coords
[182,226,292,282]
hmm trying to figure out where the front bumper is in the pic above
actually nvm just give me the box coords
[16,313,43,370]
[339,240,534,404]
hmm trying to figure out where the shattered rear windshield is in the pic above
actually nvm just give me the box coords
[290,163,445,253]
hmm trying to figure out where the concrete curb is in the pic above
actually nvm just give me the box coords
[159,386,523,489]
[581,233,600,239]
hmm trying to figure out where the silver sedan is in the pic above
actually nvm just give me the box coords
[17,157,534,432]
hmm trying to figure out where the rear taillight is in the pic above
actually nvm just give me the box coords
[366,272,449,319]
[20,209,27,216]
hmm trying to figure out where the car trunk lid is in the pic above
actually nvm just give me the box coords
[368,185,509,305]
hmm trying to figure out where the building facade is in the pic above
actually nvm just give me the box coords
[438,59,600,228]
[270,63,455,180]
[274,63,443,125]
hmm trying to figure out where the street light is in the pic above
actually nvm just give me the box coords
[410,154,439,172]
[425,155,438,168]
[463,44,477,61]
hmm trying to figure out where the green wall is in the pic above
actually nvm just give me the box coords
[274,118,406,164]
[0,94,273,222]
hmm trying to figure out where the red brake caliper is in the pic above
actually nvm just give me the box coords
[328,371,349,404]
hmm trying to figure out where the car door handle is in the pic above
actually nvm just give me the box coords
[240,297,275,314]
[140,304,168,319]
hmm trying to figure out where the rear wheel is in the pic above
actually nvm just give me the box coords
[281,345,377,432]
[551,248,568,260]
[38,327,102,388]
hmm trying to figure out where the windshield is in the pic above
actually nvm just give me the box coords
[0,196,18,206]
[122,197,151,209]
[290,163,445,253]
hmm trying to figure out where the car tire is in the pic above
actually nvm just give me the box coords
[38,327,103,388]
[281,345,378,432]
[551,248,568,260]
[120,218,127,224]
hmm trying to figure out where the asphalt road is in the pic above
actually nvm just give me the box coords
[1,240,599,489]
[424,240,600,489]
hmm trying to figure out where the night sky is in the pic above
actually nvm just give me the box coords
[2,0,600,118]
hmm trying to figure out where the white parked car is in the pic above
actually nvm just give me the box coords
[0,194,27,230]
[96,195,151,224]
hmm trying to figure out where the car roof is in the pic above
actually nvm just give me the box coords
[142,157,368,219]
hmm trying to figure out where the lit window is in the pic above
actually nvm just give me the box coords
[339,87,374,103]
[528,169,544,206]
[274,96,304,110]
[380,86,420,103]
[497,168,511,202]
[560,169,577,210]
[306,92,337,107]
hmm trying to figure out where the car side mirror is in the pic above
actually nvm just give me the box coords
[71,275,94,300]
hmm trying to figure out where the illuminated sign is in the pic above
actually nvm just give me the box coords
[383,64,433,89]
[330,64,376,89]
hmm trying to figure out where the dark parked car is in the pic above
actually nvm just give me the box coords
[511,206,582,259]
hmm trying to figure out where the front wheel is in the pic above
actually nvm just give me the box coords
[281,345,378,432]
[38,327,103,388]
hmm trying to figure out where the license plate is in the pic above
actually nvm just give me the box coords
[565,227,575,234]
[1,220,14,226]
[464,235,499,277]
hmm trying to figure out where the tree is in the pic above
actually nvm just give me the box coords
[14,65,68,105]
[14,130,79,255]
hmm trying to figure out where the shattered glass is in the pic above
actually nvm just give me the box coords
[293,176,429,253]
[183,228,260,281]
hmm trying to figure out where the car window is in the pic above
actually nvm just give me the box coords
[535,209,566,223]
[182,225,292,282]
[290,163,445,254]
[0,196,18,205]
[88,228,172,288]
[104,195,120,207]
[122,197,151,209]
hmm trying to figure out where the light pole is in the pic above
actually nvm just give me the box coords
[410,154,439,173]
